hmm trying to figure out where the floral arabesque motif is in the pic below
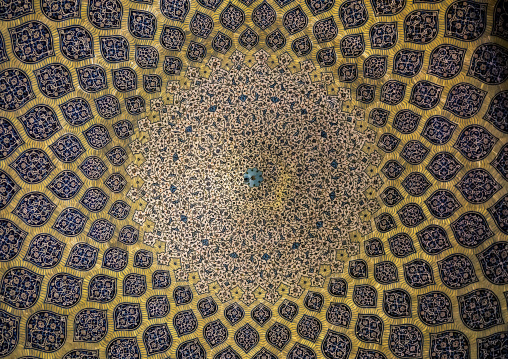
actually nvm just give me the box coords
[128,51,380,304]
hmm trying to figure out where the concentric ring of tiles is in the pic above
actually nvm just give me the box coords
[0,0,507,358]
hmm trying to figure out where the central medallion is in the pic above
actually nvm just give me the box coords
[244,168,263,187]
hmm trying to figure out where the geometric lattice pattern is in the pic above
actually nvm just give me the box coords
[0,0,507,358]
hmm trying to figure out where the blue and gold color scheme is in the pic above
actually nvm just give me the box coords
[0,0,507,358]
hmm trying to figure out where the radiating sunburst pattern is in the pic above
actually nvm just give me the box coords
[0,0,507,358]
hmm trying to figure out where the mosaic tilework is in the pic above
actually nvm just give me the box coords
[0,0,507,358]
